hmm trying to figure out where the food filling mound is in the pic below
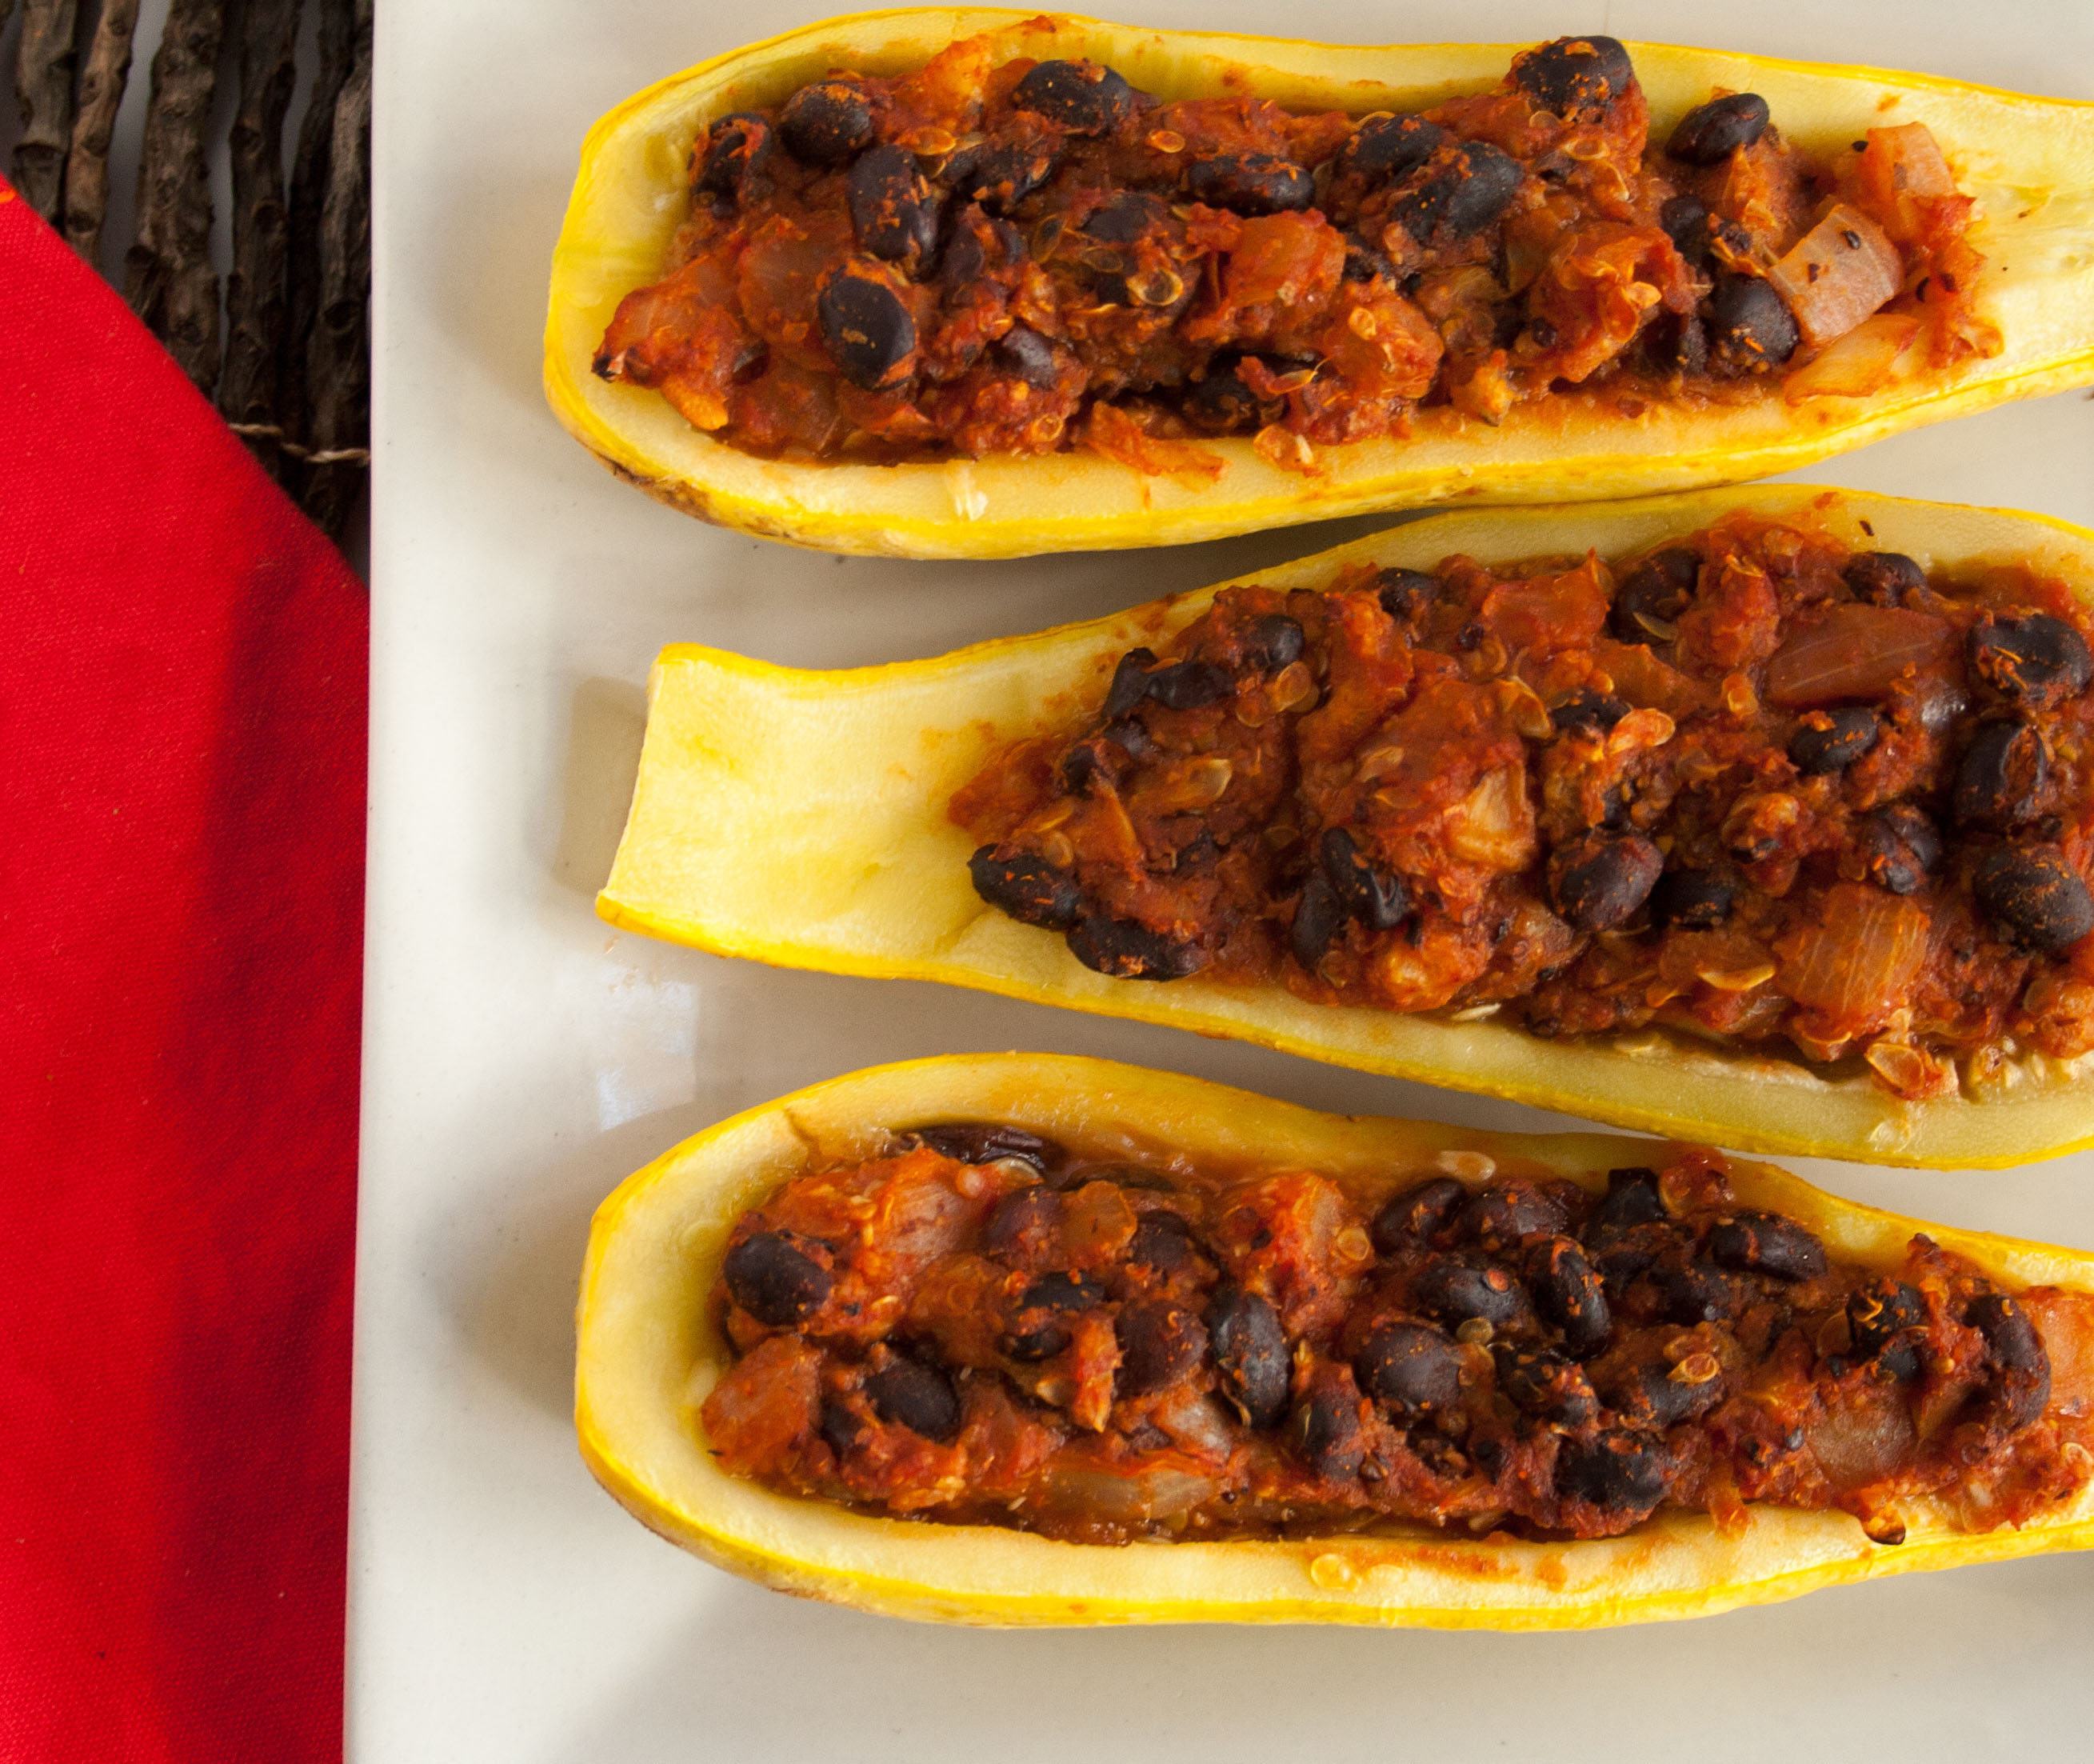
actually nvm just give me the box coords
[952,512,2094,1099]
[596,32,1994,465]
[703,1126,2093,1545]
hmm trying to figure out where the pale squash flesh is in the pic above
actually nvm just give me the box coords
[596,486,2094,1170]
[544,9,2094,559]
[574,1052,2094,1626]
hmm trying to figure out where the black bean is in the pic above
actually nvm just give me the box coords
[1013,59,1137,135]
[819,1398,866,1458]
[1852,805,1942,896]
[1556,1430,1672,1512]
[1243,614,1305,676]
[1847,1278,1928,1382]
[1644,310,1710,377]
[1550,689,1632,734]
[969,845,1084,930]
[864,1355,961,1442]
[693,113,775,202]
[1493,1345,1599,1426]
[1549,831,1664,934]
[847,143,938,266]
[1186,151,1314,215]
[1844,550,1927,607]
[1209,1286,1290,1428]
[1789,707,1881,775]
[1340,114,1446,183]
[1101,716,1156,763]
[1529,1236,1612,1358]
[1952,720,2048,830]
[1653,1258,1745,1325]
[1667,92,1770,165]
[1651,866,1739,930]
[1145,658,1234,711]
[1066,916,1205,980]
[1609,548,1700,643]
[1289,1385,1365,1479]
[910,1122,1061,1171]
[1358,1322,1464,1414]
[1057,738,1113,794]
[1078,190,1165,246]
[1708,275,1799,370]
[1343,237,1397,282]
[1513,35,1636,116]
[1185,360,1261,432]
[1372,1177,1469,1254]
[981,1185,1064,1256]
[722,1230,832,1326]
[1375,566,1441,626]
[816,266,917,389]
[1966,1292,2052,1430]
[1609,1356,1725,1429]
[1412,1254,1533,1332]
[1290,873,1347,971]
[778,77,875,166]
[1387,141,1523,245]
[1321,827,1410,931]
[1975,844,2094,954]
[1005,1269,1109,1359]
[947,138,1059,214]
[1588,1167,1667,1238]
[1968,613,2093,707]
[1461,1179,1569,1256]
[995,325,1058,388]
[1126,1214,1200,1274]
[1116,1299,1209,1396]
[1103,646,1160,718]
[1707,1210,1828,1281]
[1658,194,1712,260]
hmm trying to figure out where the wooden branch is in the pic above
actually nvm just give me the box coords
[218,0,302,477]
[297,0,372,538]
[125,0,227,394]
[62,0,142,264]
[11,0,79,222]
[282,0,356,466]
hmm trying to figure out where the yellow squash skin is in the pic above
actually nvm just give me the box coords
[597,486,2094,1170]
[574,1052,2094,1626]
[544,9,2094,559]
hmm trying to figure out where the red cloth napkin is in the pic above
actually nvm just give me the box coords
[0,181,362,1762]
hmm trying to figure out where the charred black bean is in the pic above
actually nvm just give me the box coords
[1609,549,1700,643]
[1968,613,2093,707]
[1461,1178,1569,1255]
[1388,141,1523,244]
[1005,1269,1108,1358]
[1358,1322,1464,1414]
[1243,614,1305,675]
[1209,1285,1290,1428]
[1320,827,1410,930]
[1844,550,1928,607]
[1643,311,1710,376]
[1080,190,1166,244]
[1493,1345,1599,1427]
[1290,873,1347,970]
[1101,715,1156,762]
[1708,275,1799,370]
[1126,1213,1200,1274]
[1529,1236,1612,1358]
[1974,844,2094,954]
[1339,113,1446,183]
[1375,566,1441,626]
[910,1122,1061,1171]
[969,845,1084,930]
[1666,92,1770,165]
[816,266,917,388]
[1185,360,1261,432]
[1557,1430,1672,1512]
[1412,1254,1533,1332]
[1289,1385,1365,1479]
[1371,1177,1469,1254]
[778,77,875,166]
[1023,1270,1108,1312]
[1847,1278,1928,1382]
[1653,1258,1744,1325]
[1788,707,1881,775]
[1708,1210,1828,1281]
[1342,237,1397,282]
[1013,59,1137,135]
[1651,866,1739,930]
[865,1355,961,1442]
[1103,647,1160,718]
[1966,1292,2052,1430]
[1852,805,1942,896]
[1610,1357,1724,1429]
[848,143,938,266]
[1658,193,1711,261]
[722,1230,832,1326]
[981,1185,1064,1256]
[948,138,1059,214]
[995,324,1058,387]
[1953,720,2048,829]
[1116,1299,1209,1396]
[819,1398,866,1458]
[1513,35,1636,115]
[1057,738,1112,794]
[1549,831,1664,933]
[1145,658,1235,710]
[1588,1167,1667,1238]
[693,113,774,202]
[1066,916,1206,980]
[1186,152,1314,215]
[1550,689,1632,734]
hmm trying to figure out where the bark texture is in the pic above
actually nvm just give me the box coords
[62,0,143,264]
[12,0,79,222]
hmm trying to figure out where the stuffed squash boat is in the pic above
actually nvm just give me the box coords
[574,1054,2094,1626]
[597,486,2094,1168]
[545,9,2094,558]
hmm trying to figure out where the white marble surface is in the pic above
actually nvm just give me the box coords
[360,2,2094,1758]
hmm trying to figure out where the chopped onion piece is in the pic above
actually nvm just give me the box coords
[1763,604,1960,707]
[1768,205,1904,350]
[1784,312,1924,402]
[1778,884,1930,1025]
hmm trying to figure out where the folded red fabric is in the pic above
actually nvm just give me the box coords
[0,182,362,1763]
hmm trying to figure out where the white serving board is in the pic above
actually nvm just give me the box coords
[358,2,2094,1757]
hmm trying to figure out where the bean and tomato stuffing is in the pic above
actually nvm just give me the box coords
[702,1126,2093,1544]
[597,32,1992,463]
[953,511,2094,1098]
